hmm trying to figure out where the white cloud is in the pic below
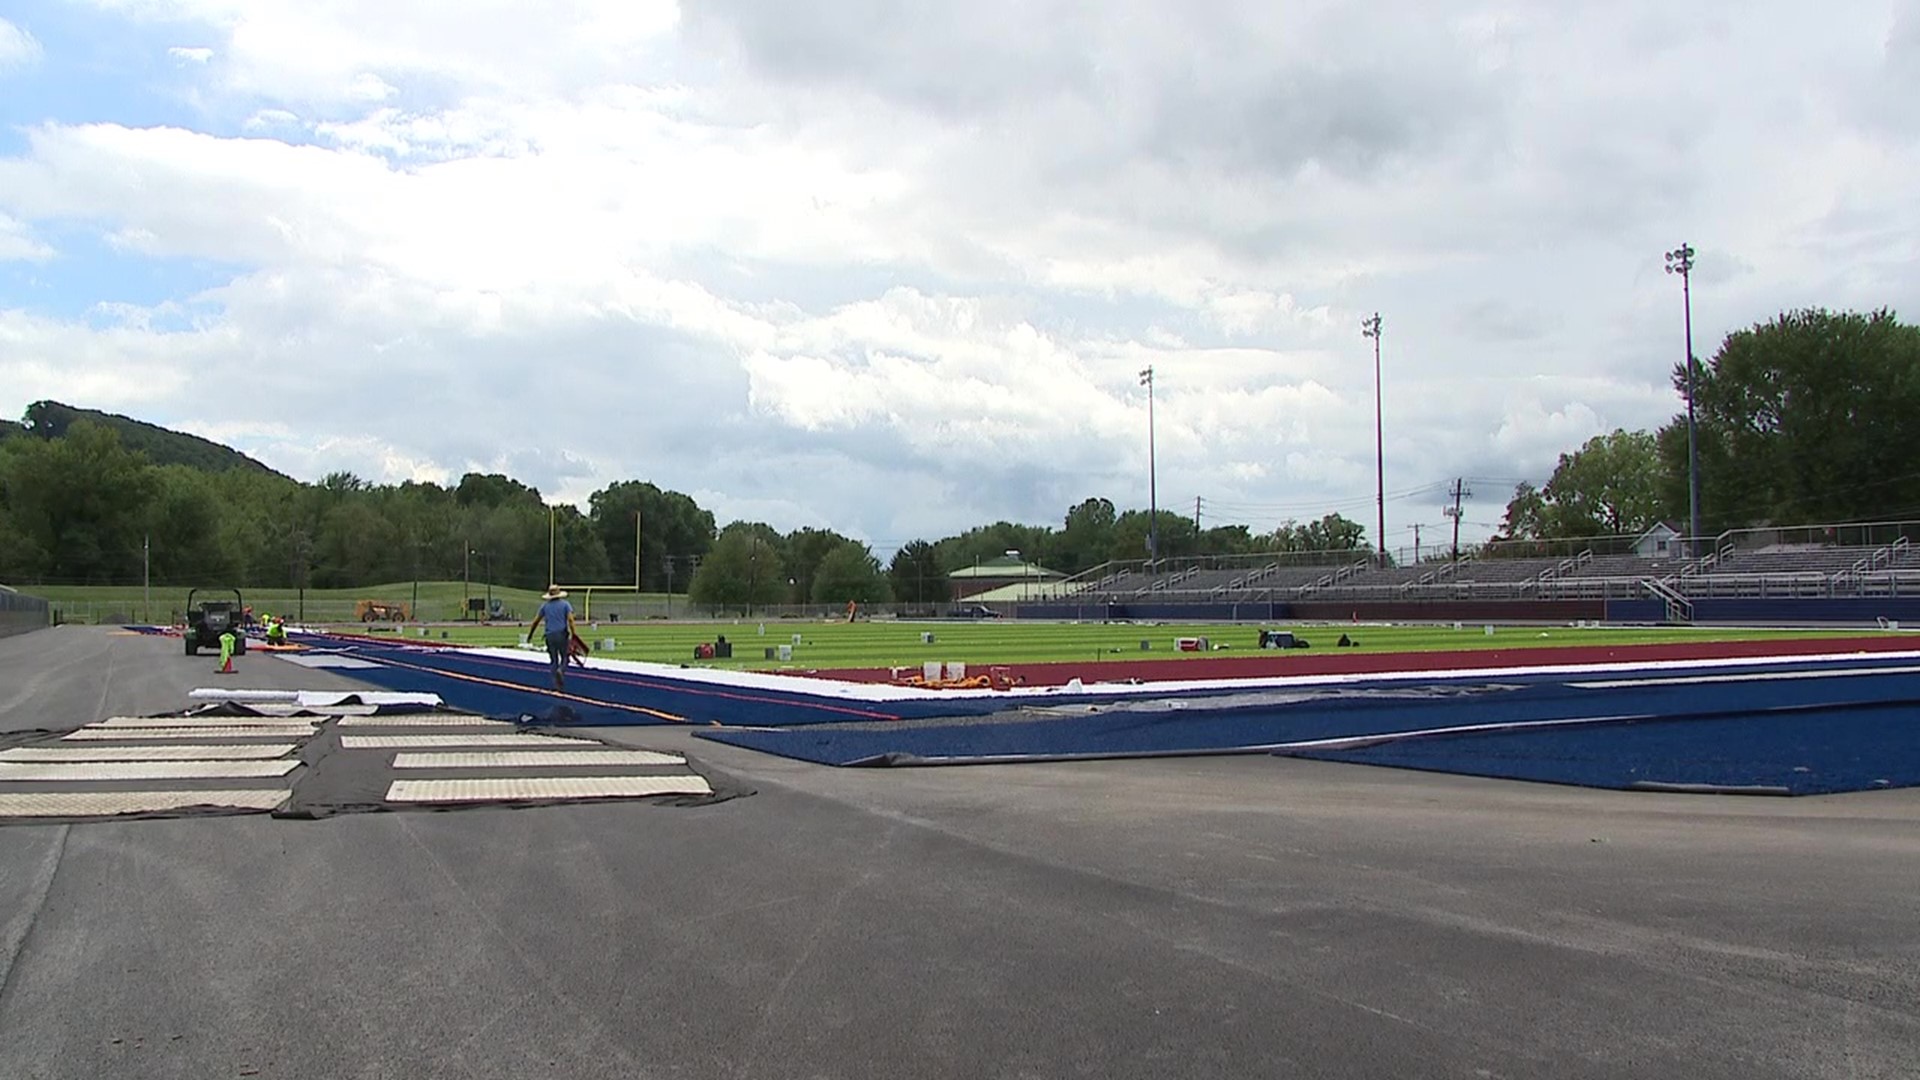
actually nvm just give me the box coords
[0,17,42,71]
[0,213,54,261]
[4,1,1919,555]
[84,0,682,104]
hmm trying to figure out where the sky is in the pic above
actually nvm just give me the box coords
[1,1,1917,563]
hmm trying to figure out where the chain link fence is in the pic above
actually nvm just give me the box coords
[0,588,51,638]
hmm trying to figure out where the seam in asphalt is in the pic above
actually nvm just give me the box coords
[0,823,72,1011]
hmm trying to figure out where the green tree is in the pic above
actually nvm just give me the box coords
[811,541,891,605]
[1668,308,1920,526]
[145,466,232,584]
[1258,512,1369,555]
[1195,524,1257,556]
[687,524,786,613]
[887,540,948,606]
[1111,509,1197,562]
[0,421,157,583]
[785,527,859,603]
[935,521,1055,573]
[1496,481,1551,541]
[551,504,611,586]
[587,480,716,591]
[1541,429,1661,537]
[455,472,543,510]
[1056,496,1116,573]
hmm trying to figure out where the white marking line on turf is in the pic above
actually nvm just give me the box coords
[385,776,712,802]
[391,750,686,770]
[1571,664,1920,688]
[334,715,516,728]
[62,726,316,741]
[0,744,298,762]
[92,716,323,729]
[0,789,289,818]
[0,760,300,781]
[339,734,588,749]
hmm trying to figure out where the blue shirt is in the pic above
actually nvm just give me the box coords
[536,598,573,636]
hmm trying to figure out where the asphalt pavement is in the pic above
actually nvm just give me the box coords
[0,625,1916,1079]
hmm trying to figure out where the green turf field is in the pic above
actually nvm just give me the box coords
[369,618,1882,670]
[14,581,1893,669]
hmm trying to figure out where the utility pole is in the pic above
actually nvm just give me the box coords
[635,508,643,592]
[1445,479,1472,562]
[1413,523,1422,565]
[1194,495,1202,533]
[1665,243,1701,557]
[1139,366,1158,570]
[143,533,151,624]
[1361,313,1385,567]
[291,531,310,623]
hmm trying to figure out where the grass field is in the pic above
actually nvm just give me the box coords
[354,618,1884,670]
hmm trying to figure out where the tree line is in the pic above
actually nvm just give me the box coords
[0,419,1370,607]
[4,306,1912,601]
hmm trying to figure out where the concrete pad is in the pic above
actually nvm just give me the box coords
[385,776,713,802]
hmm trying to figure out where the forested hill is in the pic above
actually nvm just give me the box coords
[11,401,287,478]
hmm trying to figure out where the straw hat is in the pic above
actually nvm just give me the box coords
[542,585,568,600]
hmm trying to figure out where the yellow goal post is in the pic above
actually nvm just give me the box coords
[552,584,642,621]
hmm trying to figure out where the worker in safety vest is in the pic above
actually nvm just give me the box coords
[265,616,287,646]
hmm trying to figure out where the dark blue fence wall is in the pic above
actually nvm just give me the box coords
[1290,600,1604,622]
[0,589,50,638]
[1019,596,1911,625]
[1018,599,1606,623]
[1606,598,1920,624]
[1018,601,1292,622]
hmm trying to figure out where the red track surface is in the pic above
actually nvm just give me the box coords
[796,635,1919,688]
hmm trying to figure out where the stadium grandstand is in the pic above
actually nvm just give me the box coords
[1013,519,1920,625]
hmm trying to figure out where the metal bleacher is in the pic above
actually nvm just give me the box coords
[1036,525,1920,611]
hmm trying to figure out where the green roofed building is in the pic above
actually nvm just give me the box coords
[949,554,1068,602]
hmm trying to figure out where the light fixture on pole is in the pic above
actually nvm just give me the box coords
[1665,243,1700,555]
[1361,312,1385,566]
[1139,366,1157,569]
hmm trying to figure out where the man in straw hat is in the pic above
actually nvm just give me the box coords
[525,585,579,690]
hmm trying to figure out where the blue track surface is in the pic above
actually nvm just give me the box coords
[303,636,1020,725]
[1284,706,1920,795]
[691,663,1920,794]
[295,634,1920,795]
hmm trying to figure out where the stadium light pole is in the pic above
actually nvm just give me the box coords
[1665,244,1701,556]
[1139,366,1158,571]
[1361,313,1385,566]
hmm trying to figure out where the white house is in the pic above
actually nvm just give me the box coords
[1632,521,1684,558]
